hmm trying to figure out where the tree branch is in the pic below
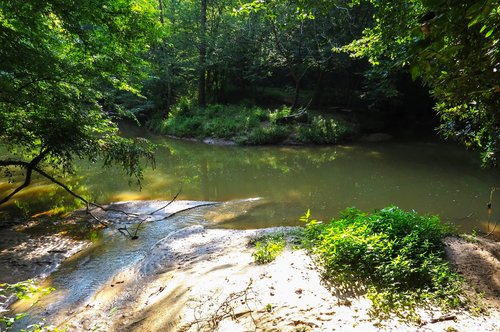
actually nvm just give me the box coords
[33,167,90,204]
[1,156,191,239]
[150,188,182,215]
[0,168,33,206]
[0,149,50,206]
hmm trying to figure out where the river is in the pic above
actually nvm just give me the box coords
[1,130,500,234]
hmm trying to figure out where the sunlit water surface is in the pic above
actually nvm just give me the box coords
[2,130,500,233]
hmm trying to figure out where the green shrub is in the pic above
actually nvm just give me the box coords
[245,125,290,145]
[269,106,292,124]
[251,232,286,264]
[298,116,350,144]
[153,104,273,140]
[150,102,354,146]
[251,107,269,121]
[302,207,464,319]
[162,114,204,137]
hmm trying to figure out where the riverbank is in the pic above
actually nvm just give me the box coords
[21,227,500,331]
[148,104,355,145]
[2,201,499,331]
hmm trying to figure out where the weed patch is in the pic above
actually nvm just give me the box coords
[149,103,354,145]
[250,232,286,264]
[298,116,351,144]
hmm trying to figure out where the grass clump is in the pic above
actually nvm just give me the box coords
[152,104,276,141]
[245,125,291,145]
[250,232,286,264]
[301,207,465,319]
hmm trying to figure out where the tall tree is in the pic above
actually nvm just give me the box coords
[0,0,162,205]
[198,0,207,107]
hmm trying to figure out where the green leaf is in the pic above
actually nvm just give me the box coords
[410,65,421,80]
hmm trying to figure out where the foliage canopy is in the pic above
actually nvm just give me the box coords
[0,0,162,204]
[236,0,500,165]
[343,0,500,165]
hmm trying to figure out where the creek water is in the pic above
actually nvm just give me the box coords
[2,130,500,233]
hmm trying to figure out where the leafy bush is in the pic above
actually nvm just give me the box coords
[0,281,56,331]
[153,104,272,140]
[302,207,464,319]
[298,116,350,144]
[245,125,290,145]
[269,106,292,124]
[150,102,354,146]
[251,232,286,264]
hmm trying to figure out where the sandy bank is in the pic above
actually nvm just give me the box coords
[47,226,499,332]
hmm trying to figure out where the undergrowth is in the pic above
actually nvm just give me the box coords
[301,207,466,320]
[149,103,353,145]
[0,281,59,331]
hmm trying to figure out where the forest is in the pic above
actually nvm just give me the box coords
[1,0,500,331]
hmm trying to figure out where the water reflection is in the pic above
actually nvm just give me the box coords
[2,135,500,234]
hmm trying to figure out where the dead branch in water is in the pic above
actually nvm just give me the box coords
[1,158,186,240]
[149,188,182,215]
[484,187,500,237]
[117,225,139,240]
[116,189,182,240]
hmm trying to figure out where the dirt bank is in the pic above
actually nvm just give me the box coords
[43,226,499,332]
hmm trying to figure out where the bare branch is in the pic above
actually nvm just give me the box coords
[0,167,33,205]
[33,167,90,204]
[150,188,182,215]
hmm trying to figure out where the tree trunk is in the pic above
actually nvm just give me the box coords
[291,73,301,110]
[158,0,164,25]
[198,0,207,108]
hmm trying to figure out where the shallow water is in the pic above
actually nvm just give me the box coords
[9,200,260,329]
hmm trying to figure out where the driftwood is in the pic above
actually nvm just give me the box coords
[116,189,182,240]
[276,107,309,125]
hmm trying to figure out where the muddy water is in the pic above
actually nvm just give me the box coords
[2,133,500,234]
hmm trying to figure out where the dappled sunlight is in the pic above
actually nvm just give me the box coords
[444,237,500,307]
[0,231,88,283]
[10,286,54,314]
[110,192,155,202]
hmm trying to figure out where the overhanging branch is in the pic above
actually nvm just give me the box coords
[0,167,33,206]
